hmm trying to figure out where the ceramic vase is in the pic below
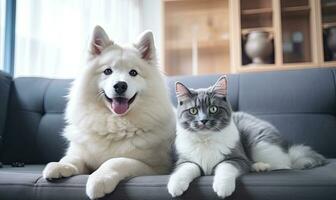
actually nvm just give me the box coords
[245,31,273,64]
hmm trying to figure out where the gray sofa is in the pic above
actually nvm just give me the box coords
[0,67,336,200]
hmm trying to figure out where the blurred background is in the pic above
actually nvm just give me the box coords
[0,0,336,78]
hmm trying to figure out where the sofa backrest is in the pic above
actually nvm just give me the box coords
[1,78,71,164]
[1,67,336,164]
[0,71,12,151]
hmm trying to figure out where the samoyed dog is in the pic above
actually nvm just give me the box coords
[42,26,176,199]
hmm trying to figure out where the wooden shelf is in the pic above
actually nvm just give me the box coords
[281,0,309,8]
[322,2,336,15]
[322,22,336,29]
[321,61,336,67]
[166,8,224,18]
[322,2,336,9]
[241,27,273,35]
[238,65,277,73]
[164,0,210,2]
[241,8,273,29]
[166,39,229,51]
[282,5,310,12]
[241,8,272,15]
[282,6,310,17]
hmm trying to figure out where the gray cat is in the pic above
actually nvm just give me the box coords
[167,76,327,198]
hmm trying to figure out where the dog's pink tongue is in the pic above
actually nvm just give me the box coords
[112,98,129,115]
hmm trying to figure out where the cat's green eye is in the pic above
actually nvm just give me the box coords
[189,107,198,115]
[209,105,218,114]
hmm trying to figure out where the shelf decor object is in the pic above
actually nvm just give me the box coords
[244,31,273,64]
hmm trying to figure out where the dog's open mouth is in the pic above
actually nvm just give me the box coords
[104,93,137,115]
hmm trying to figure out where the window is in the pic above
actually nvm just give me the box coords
[1,0,161,77]
[0,0,6,70]
[14,0,151,78]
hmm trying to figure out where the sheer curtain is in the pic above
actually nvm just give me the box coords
[14,0,143,78]
[0,0,6,70]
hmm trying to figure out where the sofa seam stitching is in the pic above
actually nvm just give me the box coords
[34,175,43,185]
[237,74,240,111]
[42,80,52,115]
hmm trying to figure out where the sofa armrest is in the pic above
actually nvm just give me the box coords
[0,71,12,146]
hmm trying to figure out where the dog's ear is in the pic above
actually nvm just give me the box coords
[90,25,113,55]
[134,30,156,63]
[212,75,228,96]
[176,82,192,102]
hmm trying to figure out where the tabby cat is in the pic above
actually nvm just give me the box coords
[167,76,327,198]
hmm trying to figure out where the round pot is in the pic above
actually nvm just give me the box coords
[244,31,273,64]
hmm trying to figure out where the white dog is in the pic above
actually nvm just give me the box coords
[42,26,176,199]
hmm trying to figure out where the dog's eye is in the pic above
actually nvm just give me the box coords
[129,69,138,77]
[103,68,113,75]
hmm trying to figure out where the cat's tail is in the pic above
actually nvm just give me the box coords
[288,144,328,169]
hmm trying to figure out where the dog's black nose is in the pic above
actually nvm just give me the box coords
[201,120,208,124]
[114,82,128,95]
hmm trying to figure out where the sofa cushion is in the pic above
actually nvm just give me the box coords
[0,159,335,200]
[237,68,336,158]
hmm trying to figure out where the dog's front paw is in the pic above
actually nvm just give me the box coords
[167,176,190,197]
[43,162,78,179]
[86,172,119,199]
[213,177,236,198]
[252,162,271,172]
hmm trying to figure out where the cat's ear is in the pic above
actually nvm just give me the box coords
[90,25,113,56]
[134,30,156,64]
[176,82,192,102]
[213,75,228,96]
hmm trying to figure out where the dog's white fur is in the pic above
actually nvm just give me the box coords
[42,26,175,199]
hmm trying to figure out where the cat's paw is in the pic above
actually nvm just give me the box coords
[167,177,190,197]
[86,172,119,199]
[213,177,236,198]
[43,162,78,179]
[252,162,271,172]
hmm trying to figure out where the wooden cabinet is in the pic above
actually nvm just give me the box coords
[163,0,231,75]
[163,0,336,75]
[320,0,336,64]
[281,0,312,64]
